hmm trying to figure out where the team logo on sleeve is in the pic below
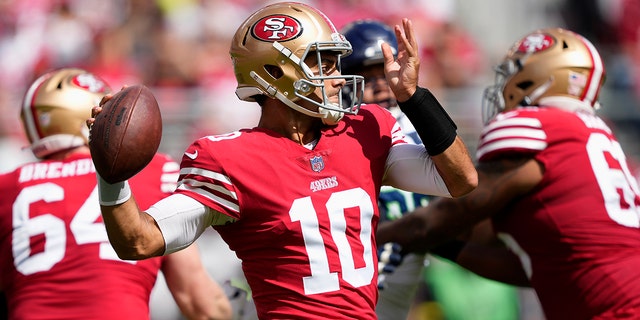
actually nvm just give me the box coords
[252,15,302,41]
[310,156,324,172]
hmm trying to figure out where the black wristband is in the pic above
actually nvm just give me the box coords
[430,240,465,262]
[398,87,457,156]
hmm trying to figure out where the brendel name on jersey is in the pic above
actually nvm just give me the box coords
[576,112,612,134]
[310,176,338,192]
[19,159,95,183]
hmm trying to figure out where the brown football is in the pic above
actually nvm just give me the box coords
[89,85,162,184]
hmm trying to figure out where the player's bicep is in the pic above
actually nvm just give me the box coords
[146,194,234,254]
[382,143,451,197]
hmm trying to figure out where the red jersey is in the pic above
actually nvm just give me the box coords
[175,105,406,319]
[477,107,640,319]
[0,152,178,319]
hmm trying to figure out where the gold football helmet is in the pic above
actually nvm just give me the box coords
[229,2,364,125]
[482,28,606,124]
[21,68,111,158]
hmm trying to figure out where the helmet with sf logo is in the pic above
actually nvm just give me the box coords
[482,28,606,124]
[21,68,111,159]
[230,2,364,125]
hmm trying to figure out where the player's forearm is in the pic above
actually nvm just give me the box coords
[97,175,165,259]
[375,207,443,253]
[397,87,457,155]
[165,246,233,320]
[100,198,166,259]
[397,87,477,196]
[177,277,233,320]
[431,136,477,197]
[375,197,477,253]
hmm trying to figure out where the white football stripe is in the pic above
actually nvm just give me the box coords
[476,138,547,160]
[581,35,604,105]
[482,117,542,136]
[178,178,237,200]
[180,167,232,185]
[177,183,240,213]
[22,74,50,141]
[481,127,547,144]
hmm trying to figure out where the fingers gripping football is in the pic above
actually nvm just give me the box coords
[89,85,162,184]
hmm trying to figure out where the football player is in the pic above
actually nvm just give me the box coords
[377,28,640,319]
[89,2,477,319]
[0,68,231,319]
[340,19,430,319]
[341,19,522,320]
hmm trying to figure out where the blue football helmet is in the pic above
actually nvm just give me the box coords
[340,20,398,74]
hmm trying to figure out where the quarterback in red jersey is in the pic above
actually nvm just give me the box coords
[378,28,640,319]
[89,2,477,319]
[0,68,231,320]
[339,19,432,320]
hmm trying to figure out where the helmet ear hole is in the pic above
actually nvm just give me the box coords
[517,81,533,90]
[264,65,284,80]
[515,81,534,106]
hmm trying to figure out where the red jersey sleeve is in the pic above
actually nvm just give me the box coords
[476,107,548,161]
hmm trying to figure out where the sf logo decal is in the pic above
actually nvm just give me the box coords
[252,15,302,41]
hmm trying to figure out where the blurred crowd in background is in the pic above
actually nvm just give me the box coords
[1,0,640,319]
[2,0,640,163]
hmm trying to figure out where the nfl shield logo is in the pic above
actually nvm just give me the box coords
[310,156,324,172]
